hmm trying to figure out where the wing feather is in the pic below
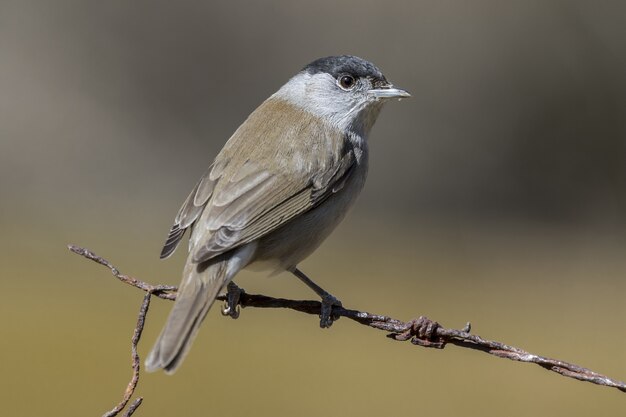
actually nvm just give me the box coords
[159,161,226,259]
[159,97,359,262]
[192,149,356,263]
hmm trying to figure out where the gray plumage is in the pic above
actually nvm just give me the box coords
[145,55,409,373]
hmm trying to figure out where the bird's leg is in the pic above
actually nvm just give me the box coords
[221,281,243,319]
[292,268,342,328]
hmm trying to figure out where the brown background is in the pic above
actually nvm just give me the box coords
[1,1,625,416]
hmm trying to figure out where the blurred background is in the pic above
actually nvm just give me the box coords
[1,0,625,415]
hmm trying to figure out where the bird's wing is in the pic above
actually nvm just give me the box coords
[159,157,229,258]
[159,96,360,261]
[159,141,356,262]
[190,146,356,263]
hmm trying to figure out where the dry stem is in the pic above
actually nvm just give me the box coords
[68,244,626,416]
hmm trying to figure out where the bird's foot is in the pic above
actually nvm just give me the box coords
[221,281,244,319]
[319,293,342,328]
[390,316,446,348]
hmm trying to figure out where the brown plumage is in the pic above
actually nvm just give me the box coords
[145,55,409,373]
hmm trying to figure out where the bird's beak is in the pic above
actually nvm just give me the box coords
[368,85,411,99]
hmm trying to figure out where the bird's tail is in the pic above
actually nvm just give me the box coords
[145,244,255,374]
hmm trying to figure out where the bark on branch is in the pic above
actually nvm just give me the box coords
[68,244,626,416]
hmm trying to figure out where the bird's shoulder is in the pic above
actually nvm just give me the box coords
[160,97,362,260]
[219,97,354,174]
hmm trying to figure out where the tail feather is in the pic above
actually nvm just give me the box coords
[145,259,227,374]
[145,242,257,374]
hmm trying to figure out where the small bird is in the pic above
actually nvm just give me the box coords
[145,55,410,373]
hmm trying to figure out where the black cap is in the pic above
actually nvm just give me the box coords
[303,55,388,86]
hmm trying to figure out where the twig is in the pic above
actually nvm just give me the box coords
[69,245,177,301]
[224,293,626,392]
[123,399,143,417]
[69,244,626,416]
[101,292,151,417]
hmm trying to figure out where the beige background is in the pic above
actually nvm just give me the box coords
[1,1,625,416]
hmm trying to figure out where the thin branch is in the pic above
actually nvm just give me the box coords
[225,293,626,391]
[69,244,626,416]
[69,245,177,301]
[102,292,150,417]
[123,398,143,417]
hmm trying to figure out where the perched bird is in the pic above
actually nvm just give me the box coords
[145,55,410,373]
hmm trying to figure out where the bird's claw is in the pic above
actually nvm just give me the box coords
[221,282,243,319]
[319,294,342,328]
[221,304,240,319]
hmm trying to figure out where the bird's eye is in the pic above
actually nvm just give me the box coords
[338,74,356,90]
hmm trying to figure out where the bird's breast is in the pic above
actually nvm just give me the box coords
[250,154,368,274]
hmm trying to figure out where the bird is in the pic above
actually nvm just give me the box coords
[145,55,410,373]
